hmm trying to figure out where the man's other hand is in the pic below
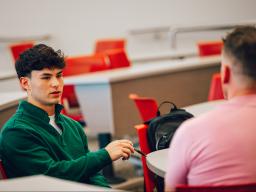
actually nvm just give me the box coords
[105,139,135,161]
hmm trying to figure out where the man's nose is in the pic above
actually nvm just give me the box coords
[51,77,60,87]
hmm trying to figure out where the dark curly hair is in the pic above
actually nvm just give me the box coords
[15,44,66,78]
[223,25,256,80]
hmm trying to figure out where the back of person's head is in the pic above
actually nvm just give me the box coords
[223,25,256,81]
[15,44,65,78]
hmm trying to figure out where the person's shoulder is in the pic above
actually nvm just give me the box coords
[170,106,226,149]
[179,104,228,133]
[1,110,39,135]
[2,111,25,130]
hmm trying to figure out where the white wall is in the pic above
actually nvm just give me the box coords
[0,0,256,71]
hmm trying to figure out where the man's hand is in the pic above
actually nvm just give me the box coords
[105,139,135,161]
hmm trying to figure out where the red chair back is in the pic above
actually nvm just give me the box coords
[176,183,256,192]
[0,160,7,179]
[197,41,223,57]
[129,94,158,122]
[135,124,155,192]
[208,73,224,101]
[63,54,109,76]
[9,42,34,61]
[95,39,126,54]
[105,49,130,69]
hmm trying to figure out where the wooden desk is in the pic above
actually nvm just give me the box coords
[146,100,225,177]
[64,56,221,137]
[0,175,121,191]
[0,91,27,128]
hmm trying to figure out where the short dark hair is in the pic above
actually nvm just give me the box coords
[15,44,65,78]
[223,25,256,80]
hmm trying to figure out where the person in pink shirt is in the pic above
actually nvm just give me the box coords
[165,26,256,191]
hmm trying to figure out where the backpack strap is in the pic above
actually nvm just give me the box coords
[157,101,177,116]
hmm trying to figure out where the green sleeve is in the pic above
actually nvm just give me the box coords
[76,123,111,187]
[89,172,111,188]
[1,128,112,184]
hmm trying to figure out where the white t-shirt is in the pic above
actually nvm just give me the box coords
[48,115,62,135]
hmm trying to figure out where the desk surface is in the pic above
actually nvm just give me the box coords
[0,175,122,191]
[146,100,225,177]
[130,49,197,63]
[0,70,16,80]
[0,91,27,111]
[64,55,220,85]
[184,99,225,117]
[147,149,168,178]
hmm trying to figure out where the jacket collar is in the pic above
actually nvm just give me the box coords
[18,100,64,122]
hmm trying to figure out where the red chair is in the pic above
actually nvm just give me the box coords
[94,39,126,54]
[176,183,256,192]
[197,41,224,101]
[208,73,224,101]
[61,85,85,125]
[197,40,223,57]
[0,160,7,180]
[129,93,158,122]
[105,49,130,69]
[63,54,109,76]
[62,54,109,124]
[130,94,159,192]
[135,124,155,192]
[9,42,34,61]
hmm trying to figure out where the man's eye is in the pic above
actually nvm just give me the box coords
[57,74,63,78]
[41,77,50,80]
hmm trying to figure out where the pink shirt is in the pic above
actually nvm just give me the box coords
[165,95,256,187]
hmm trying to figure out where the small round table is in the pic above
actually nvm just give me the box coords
[146,148,168,177]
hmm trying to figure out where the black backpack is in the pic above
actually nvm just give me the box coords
[146,101,194,152]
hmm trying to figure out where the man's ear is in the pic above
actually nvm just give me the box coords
[222,65,231,84]
[20,77,30,91]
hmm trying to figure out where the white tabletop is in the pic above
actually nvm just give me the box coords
[0,70,16,80]
[146,100,225,177]
[64,55,220,85]
[0,91,27,111]
[146,148,168,178]
[184,99,225,117]
[0,175,123,191]
[130,49,197,63]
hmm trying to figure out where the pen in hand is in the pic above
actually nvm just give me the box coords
[134,148,146,157]
[121,148,146,160]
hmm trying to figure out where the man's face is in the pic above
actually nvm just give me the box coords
[21,68,64,107]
